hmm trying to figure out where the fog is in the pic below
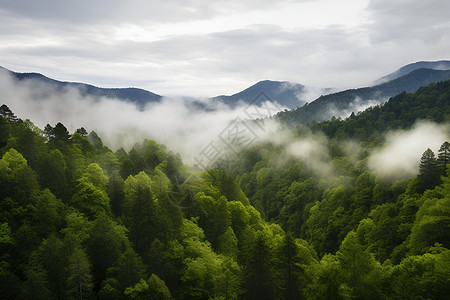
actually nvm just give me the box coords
[368,121,450,179]
[0,70,283,165]
[3,69,447,180]
[326,96,387,120]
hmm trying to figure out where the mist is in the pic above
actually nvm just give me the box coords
[0,70,285,165]
[368,121,450,180]
[326,96,387,120]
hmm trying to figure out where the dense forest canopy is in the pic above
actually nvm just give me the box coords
[1,80,450,299]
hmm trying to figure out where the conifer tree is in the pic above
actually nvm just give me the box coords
[437,141,450,174]
[418,148,440,190]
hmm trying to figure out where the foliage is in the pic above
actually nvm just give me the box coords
[1,78,450,300]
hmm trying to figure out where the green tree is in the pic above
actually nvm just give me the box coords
[124,274,172,300]
[123,172,156,256]
[337,230,383,299]
[217,227,238,259]
[67,247,93,300]
[241,233,277,300]
[107,170,125,217]
[105,247,146,295]
[21,252,52,300]
[437,141,450,174]
[418,148,440,190]
[87,214,129,292]
[279,233,312,299]
[388,249,450,299]
[306,254,346,300]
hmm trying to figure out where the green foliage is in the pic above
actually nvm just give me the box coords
[1,89,450,300]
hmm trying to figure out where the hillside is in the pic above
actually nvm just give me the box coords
[375,60,450,84]
[277,68,450,125]
[1,77,449,299]
[1,67,162,109]
[314,80,450,141]
[211,80,320,109]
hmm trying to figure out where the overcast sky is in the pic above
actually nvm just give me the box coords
[1,0,449,97]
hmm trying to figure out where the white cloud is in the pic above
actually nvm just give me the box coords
[0,70,285,165]
[0,0,449,97]
[368,121,450,179]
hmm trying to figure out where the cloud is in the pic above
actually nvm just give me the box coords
[325,96,387,119]
[366,0,450,43]
[0,70,285,166]
[368,121,450,179]
[287,136,334,178]
[1,0,450,98]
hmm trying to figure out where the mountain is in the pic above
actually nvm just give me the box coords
[0,66,162,109]
[374,60,450,84]
[276,68,450,125]
[211,80,329,109]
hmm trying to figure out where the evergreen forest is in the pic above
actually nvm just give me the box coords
[1,80,450,299]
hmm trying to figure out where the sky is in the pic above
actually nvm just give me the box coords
[1,0,449,97]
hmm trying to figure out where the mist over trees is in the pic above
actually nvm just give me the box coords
[1,80,450,299]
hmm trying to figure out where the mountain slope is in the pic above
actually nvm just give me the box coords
[315,79,450,141]
[277,68,450,125]
[1,67,162,109]
[211,80,328,109]
[375,60,450,84]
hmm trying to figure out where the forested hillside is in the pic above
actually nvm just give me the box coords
[1,81,450,299]
[277,68,450,125]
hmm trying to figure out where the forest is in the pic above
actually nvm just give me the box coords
[1,80,450,299]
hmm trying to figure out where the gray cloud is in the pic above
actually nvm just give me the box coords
[366,0,450,43]
[0,0,449,97]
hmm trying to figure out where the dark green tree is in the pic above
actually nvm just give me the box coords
[418,148,440,190]
[67,247,93,300]
[242,233,277,300]
[0,104,20,123]
[437,141,450,174]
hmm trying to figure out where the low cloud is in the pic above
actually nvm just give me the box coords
[368,121,449,179]
[0,70,284,165]
[287,135,334,178]
[325,96,387,120]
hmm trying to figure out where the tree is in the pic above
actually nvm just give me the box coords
[279,233,310,299]
[437,141,450,174]
[105,247,146,294]
[107,171,125,217]
[306,254,345,300]
[37,234,69,299]
[87,214,129,291]
[388,250,450,299]
[337,231,383,299]
[217,227,238,259]
[21,252,52,300]
[76,127,88,137]
[124,274,172,300]
[418,148,440,190]
[49,122,72,150]
[123,172,156,256]
[67,247,93,300]
[0,104,20,123]
[241,233,277,300]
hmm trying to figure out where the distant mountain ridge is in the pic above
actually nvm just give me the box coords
[277,68,450,125]
[0,67,162,109]
[211,80,327,109]
[374,60,450,84]
[2,61,450,121]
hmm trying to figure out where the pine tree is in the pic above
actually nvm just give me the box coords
[242,233,277,300]
[418,148,440,190]
[68,247,93,300]
[437,141,450,174]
